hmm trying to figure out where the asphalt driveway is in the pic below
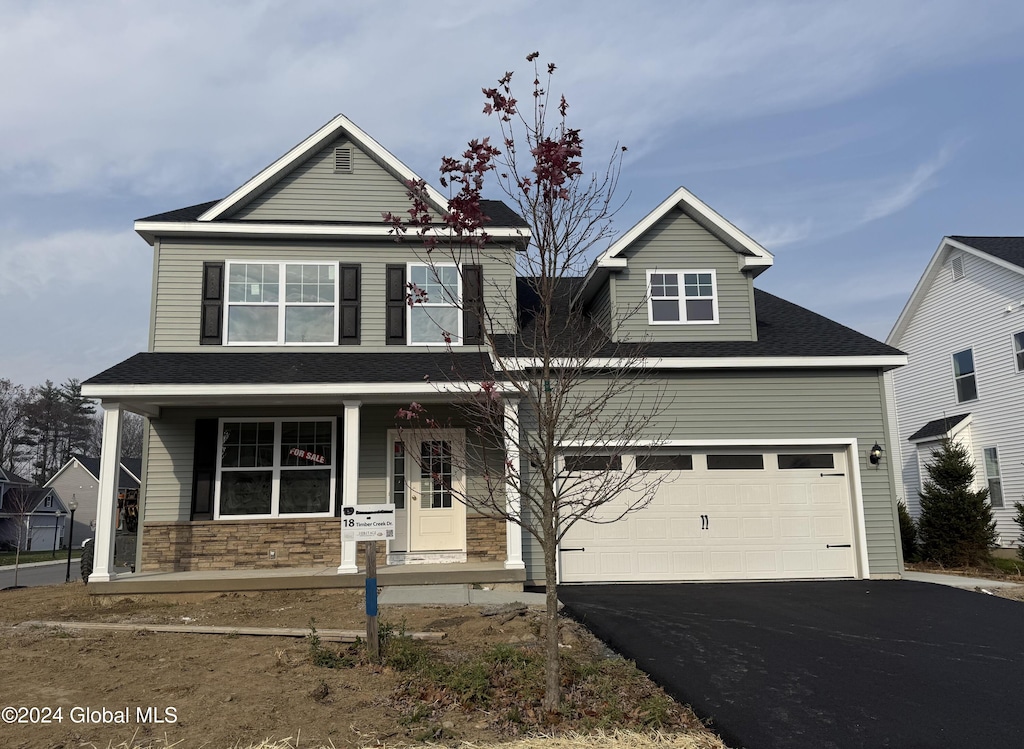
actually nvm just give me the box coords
[559,581,1023,749]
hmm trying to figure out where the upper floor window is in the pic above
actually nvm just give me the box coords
[648,270,718,324]
[983,446,1003,508]
[226,262,337,345]
[408,263,462,345]
[952,348,977,402]
[1014,332,1024,372]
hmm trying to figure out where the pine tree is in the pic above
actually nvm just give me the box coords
[917,438,997,566]
[897,499,918,563]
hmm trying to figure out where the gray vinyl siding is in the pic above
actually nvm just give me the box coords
[46,463,98,547]
[610,208,756,342]
[520,368,901,582]
[144,403,504,523]
[151,238,518,350]
[226,136,414,223]
[587,275,614,337]
[890,249,1024,545]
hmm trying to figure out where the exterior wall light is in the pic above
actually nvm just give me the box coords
[869,443,884,466]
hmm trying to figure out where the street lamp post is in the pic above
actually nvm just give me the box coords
[65,498,78,583]
[52,509,62,558]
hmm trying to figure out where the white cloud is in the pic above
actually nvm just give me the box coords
[0,229,144,297]
[862,143,959,223]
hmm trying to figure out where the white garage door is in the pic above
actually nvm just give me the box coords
[560,448,858,583]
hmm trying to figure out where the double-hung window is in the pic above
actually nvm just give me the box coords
[1013,332,1024,372]
[217,418,335,518]
[408,263,462,345]
[952,348,978,403]
[226,262,337,344]
[648,270,718,324]
[983,447,1003,508]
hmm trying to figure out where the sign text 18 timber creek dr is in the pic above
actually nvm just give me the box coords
[341,504,396,541]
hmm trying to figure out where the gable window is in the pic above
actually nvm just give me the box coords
[216,418,335,518]
[952,348,978,402]
[408,263,462,345]
[43,496,53,508]
[1014,332,1024,372]
[983,447,1003,508]
[648,270,718,324]
[226,262,337,345]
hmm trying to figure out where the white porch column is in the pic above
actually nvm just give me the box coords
[91,403,123,582]
[504,398,525,570]
[337,400,361,574]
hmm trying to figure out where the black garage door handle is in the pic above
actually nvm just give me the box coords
[827,544,852,548]
[820,473,846,477]
[562,547,586,552]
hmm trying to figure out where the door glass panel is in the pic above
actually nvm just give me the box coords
[392,441,406,509]
[420,440,453,509]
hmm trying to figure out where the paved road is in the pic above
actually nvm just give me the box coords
[0,561,81,589]
[560,581,1024,749]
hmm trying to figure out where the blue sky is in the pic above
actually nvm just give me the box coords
[3,1,1024,387]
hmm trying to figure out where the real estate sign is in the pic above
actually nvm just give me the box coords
[341,504,396,541]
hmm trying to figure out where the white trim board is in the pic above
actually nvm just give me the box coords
[498,355,907,371]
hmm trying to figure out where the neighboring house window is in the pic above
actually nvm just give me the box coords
[1014,331,1024,372]
[952,348,978,402]
[647,270,718,324]
[216,419,335,517]
[226,262,338,344]
[408,263,462,345]
[983,447,1003,508]
[44,496,53,508]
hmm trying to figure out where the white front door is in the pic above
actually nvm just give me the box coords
[391,431,466,553]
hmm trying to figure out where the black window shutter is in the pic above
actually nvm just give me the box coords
[339,263,360,345]
[191,419,218,520]
[463,264,483,344]
[334,415,344,517]
[200,262,224,345]
[386,264,406,344]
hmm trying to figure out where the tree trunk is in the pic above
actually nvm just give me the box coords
[542,535,561,712]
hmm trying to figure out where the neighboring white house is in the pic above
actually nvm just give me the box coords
[0,482,69,552]
[887,236,1024,548]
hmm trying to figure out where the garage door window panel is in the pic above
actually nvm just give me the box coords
[707,454,764,470]
[637,454,693,471]
[777,454,835,470]
[565,455,623,474]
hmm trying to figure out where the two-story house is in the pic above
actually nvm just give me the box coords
[887,236,1024,550]
[82,114,907,590]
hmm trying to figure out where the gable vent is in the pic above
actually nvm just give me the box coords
[951,255,965,282]
[334,147,353,173]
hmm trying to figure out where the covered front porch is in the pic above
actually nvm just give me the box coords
[81,352,525,591]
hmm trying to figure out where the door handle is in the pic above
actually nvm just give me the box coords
[700,514,709,530]
[826,544,852,548]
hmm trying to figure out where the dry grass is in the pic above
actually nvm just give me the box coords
[85,728,727,749]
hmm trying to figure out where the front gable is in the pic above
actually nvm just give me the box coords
[578,187,774,344]
[223,134,419,224]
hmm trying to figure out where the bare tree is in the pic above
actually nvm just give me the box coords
[88,411,144,459]
[0,379,30,474]
[0,486,37,588]
[386,53,672,711]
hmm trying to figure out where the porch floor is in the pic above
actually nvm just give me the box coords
[89,561,526,595]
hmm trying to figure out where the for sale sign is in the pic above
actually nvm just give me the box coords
[341,504,396,541]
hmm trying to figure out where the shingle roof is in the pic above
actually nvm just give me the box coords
[949,237,1024,270]
[502,279,903,359]
[138,199,529,229]
[74,457,142,489]
[907,413,971,442]
[84,352,494,386]
[0,467,32,485]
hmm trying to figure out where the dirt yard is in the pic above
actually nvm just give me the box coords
[0,585,726,749]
